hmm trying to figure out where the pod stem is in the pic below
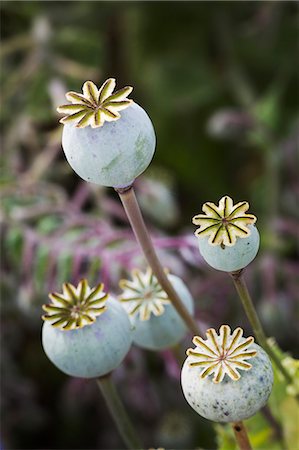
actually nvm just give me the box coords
[232,421,252,450]
[230,269,293,385]
[96,373,143,450]
[116,185,201,336]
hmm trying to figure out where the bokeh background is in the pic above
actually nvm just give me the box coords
[1,2,298,449]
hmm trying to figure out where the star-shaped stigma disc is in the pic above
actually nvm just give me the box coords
[192,196,257,247]
[42,280,108,330]
[186,325,257,383]
[57,78,133,128]
[119,268,171,321]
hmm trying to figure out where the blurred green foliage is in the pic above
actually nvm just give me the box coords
[2,2,298,206]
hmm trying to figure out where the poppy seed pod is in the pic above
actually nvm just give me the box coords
[198,224,260,272]
[192,196,260,272]
[57,79,156,188]
[42,280,132,378]
[119,268,194,351]
[181,325,273,423]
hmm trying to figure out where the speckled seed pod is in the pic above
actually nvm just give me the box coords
[192,196,260,272]
[42,280,132,378]
[57,79,156,188]
[119,268,194,351]
[181,325,273,423]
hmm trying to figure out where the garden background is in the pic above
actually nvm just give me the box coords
[1,2,298,449]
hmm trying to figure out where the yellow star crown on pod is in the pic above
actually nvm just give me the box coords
[42,280,108,330]
[57,78,133,128]
[186,325,257,383]
[192,195,257,247]
[119,267,171,321]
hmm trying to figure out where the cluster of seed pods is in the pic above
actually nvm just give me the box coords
[42,78,274,449]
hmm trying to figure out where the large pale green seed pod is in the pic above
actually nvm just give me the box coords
[181,326,273,423]
[42,281,132,378]
[119,269,194,351]
[57,79,156,188]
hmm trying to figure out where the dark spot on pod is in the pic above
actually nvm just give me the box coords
[213,405,218,409]
[259,376,264,382]
[248,387,251,391]
[187,393,191,397]
[224,411,229,416]
[234,425,241,432]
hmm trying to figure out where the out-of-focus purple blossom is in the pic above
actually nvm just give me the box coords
[160,350,181,380]
[207,109,254,139]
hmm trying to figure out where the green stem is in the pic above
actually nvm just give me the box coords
[261,405,284,445]
[116,185,202,336]
[97,373,143,449]
[230,270,293,385]
[232,421,252,450]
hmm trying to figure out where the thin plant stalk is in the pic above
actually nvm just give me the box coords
[97,373,143,450]
[116,185,257,449]
[230,269,293,385]
[261,405,284,444]
[232,422,252,450]
[116,185,201,336]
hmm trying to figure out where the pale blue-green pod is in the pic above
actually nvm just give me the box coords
[130,275,194,351]
[181,342,273,423]
[62,103,156,188]
[42,297,132,378]
[198,224,260,272]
